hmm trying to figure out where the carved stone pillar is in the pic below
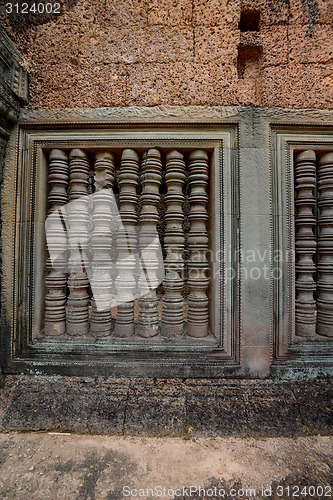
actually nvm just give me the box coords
[115,149,140,337]
[66,149,90,336]
[294,150,317,337]
[187,150,209,338]
[317,151,333,337]
[137,149,162,338]
[90,152,115,336]
[161,150,186,337]
[44,149,69,335]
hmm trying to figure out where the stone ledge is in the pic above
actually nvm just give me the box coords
[0,376,332,437]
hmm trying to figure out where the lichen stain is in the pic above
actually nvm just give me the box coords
[300,0,319,36]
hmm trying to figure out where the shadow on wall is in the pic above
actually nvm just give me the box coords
[1,0,80,32]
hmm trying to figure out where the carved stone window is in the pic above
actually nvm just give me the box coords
[272,126,333,364]
[294,150,333,339]
[3,120,239,376]
[44,146,211,341]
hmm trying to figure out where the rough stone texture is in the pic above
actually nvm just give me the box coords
[0,376,332,436]
[0,0,332,109]
[124,379,186,436]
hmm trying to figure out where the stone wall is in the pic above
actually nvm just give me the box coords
[0,0,332,110]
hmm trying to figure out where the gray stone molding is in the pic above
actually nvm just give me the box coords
[271,126,333,374]
[2,115,239,377]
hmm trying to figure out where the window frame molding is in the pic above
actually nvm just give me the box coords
[271,125,333,366]
[2,115,240,377]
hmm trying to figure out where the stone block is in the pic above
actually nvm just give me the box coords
[244,382,304,436]
[185,383,248,437]
[194,25,239,65]
[61,378,129,434]
[292,380,333,434]
[124,379,186,436]
[288,24,333,64]
[0,376,68,431]
[147,0,193,26]
[126,62,238,106]
[97,0,147,27]
[193,0,241,27]
[260,25,289,67]
[261,63,333,109]
[32,23,81,67]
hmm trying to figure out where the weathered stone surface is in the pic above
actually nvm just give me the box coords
[60,378,128,434]
[0,377,69,431]
[244,383,304,437]
[0,0,331,109]
[0,27,28,382]
[194,25,238,65]
[185,383,249,437]
[0,376,332,436]
[124,379,186,436]
[260,25,289,67]
[261,64,333,108]
[288,24,333,64]
[147,0,193,26]
[192,0,241,27]
[291,379,333,433]
[126,62,238,106]
[0,376,129,434]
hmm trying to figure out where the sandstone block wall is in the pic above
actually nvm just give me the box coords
[0,0,332,109]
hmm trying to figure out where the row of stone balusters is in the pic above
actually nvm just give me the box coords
[44,148,210,338]
[295,150,333,338]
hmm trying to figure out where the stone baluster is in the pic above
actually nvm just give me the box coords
[187,150,209,338]
[90,151,115,336]
[161,150,186,337]
[316,151,333,337]
[115,149,140,337]
[66,149,90,336]
[137,149,162,337]
[294,150,317,337]
[44,149,69,335]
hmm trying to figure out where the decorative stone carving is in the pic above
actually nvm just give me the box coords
[161,150,186,337]
[90,152,115,336]
[66,149,90,336]
[316,151,333,338]
[44,149,69,335]
[115,149,140,337]
[294,150,317,337]
[187,150,209,338]
[137,149,162,338]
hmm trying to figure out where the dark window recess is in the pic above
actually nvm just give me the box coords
[239,10,260,32]
[237,46,262,79]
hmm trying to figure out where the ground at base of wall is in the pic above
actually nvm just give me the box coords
[0,376,332,437]
[0,433,332,500]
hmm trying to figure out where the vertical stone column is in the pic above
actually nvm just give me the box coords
[137,149,162,338]
[90,152,115,336]
[317,151,333,337]
[187,150,209,338]
[294,150,317,337]
[161,150,186,337]
[115,149,140,337]
[66,149,90,336]
[44,149,69,335]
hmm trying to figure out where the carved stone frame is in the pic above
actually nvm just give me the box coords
[271,126,333,371]
[2,116,240,377]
